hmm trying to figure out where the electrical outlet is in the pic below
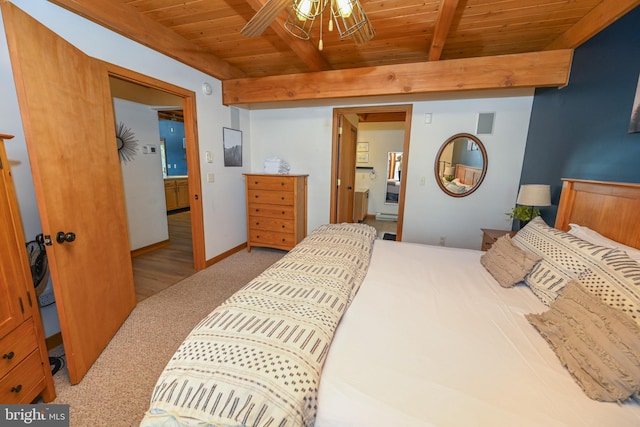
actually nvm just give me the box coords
[439,236,446,246]
[207,172,215,183]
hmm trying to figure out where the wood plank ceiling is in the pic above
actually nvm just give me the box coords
[48,0,640,106]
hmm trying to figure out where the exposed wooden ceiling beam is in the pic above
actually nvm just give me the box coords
[47,0,246,80]
[244,0,332,72]
[223,49,573,105]
[428,0,460,61]
[545,0,640,50]
[358,112,406,123]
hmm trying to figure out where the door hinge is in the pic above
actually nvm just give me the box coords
[337,179,341,186]
[338,126,343,135]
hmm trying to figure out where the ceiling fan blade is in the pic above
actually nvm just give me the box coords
[241,0,291,38]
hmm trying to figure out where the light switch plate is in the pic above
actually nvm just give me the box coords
[205,151,213,163]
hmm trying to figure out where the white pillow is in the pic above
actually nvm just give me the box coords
[568,223,640,263]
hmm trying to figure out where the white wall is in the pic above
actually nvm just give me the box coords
[249,91,534,249]
[113,98,168,250]
[0,0,250,262]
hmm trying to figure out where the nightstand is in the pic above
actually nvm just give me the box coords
[481,228,516,251]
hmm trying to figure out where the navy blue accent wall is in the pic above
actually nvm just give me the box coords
[520,6,640,224]
[158,120,187,176]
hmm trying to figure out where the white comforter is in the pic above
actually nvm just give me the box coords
[315,240,640,427]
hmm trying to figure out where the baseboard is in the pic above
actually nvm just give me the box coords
[45,332,63,351]
[205,242,248,267]
[131,240,170,258]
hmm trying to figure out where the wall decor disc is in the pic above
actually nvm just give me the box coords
[115,121,138,163]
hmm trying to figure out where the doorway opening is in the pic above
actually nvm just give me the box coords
[108,71,206,299]
[330,105,412,241]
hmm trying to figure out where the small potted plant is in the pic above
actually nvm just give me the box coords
[506,205,540,229]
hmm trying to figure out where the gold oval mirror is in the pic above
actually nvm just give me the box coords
[434,133,487,197]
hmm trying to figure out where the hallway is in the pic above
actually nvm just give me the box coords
[132,210,195,301]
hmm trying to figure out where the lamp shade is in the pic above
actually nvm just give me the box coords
[444,166,454,176]
[516,184,551,207]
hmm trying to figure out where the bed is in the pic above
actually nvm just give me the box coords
[454,163,483,187]
[141,178,640,427]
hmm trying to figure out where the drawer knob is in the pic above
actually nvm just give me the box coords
[255,195,259,199]
[281,197,285,200]
[256,222,260,225]
[3,352,14,360]
[11,384,22,393]
[282,225,285,228]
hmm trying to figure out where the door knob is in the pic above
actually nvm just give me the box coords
[56,231,76,244]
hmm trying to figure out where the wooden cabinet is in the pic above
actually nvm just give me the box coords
[0,134,55,403]
[353,189,369,222]
[481,228,516,251]
[244,174,308,252]
[164,178,190,211]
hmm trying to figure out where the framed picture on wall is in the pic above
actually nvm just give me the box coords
[357,142,369,152]
[356,152,369,163]
[223,127,242,166]
[629,73,640,133]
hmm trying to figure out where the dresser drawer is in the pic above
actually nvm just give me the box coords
[247,204,294,219]
[249,216,295,233]
[248,189,295,205]
[0,320,38,379]
[249,230,296,248]
[246,175,294,191]
[0,350,45,404]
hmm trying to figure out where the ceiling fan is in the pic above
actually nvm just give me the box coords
[241,0,374,48]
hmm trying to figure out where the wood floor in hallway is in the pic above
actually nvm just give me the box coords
[132,210,195,302]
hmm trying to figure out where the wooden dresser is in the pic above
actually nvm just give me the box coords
[480,228,516,251]
[244,174,308,252]
[353,189,369,222]
[0,135,55,403]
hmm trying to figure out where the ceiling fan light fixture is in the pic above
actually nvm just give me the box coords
[331,0,372,39]
[283,0,373,44]
[293,0,327,20]
[334,0,353,18]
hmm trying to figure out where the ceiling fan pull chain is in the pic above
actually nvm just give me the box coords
[319,7,324,51]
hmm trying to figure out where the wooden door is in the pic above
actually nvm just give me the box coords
[336,116,357,223]
[2,3,136,384]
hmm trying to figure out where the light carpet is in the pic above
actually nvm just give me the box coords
[50,247,285,427]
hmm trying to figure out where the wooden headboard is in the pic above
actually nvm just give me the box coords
[555,179,640,250]
[455,164,483,186]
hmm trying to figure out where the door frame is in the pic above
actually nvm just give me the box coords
[330,104,413,241]
[106,63,206,270]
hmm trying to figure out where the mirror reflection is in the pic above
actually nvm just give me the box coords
[385,151,402,204]
[434,133,487,197]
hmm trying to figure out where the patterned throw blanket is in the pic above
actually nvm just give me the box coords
[141,223,377,427]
